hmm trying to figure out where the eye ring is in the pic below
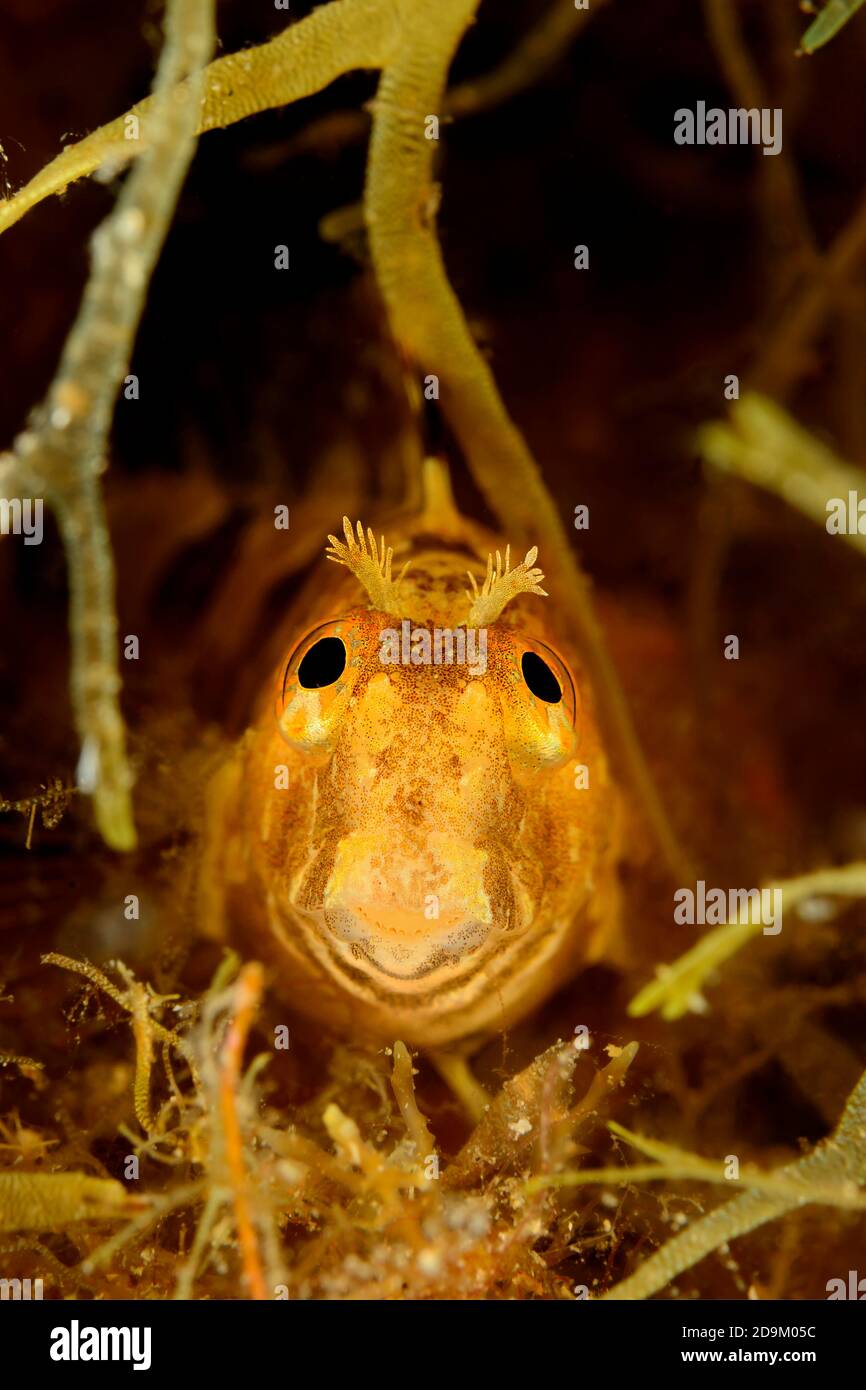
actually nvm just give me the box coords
[518,640,577,726]
[275,620,358,750]
[279,620,351,711]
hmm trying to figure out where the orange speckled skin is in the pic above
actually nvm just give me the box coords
[201,511,624,1047]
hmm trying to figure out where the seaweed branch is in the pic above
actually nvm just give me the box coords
[390,1041,436,1162]
[0,0,397,238]
[0,0,599,232]
[800,0,866,54]
[447,0,609,118]
[699,393,866,558]
[42,952,196,1122]
[0,0,215,849]
[749,188,866,399]
[702,0,813,272]
[602,1063,866,1299]
[629,862,866,1022]
[0,778,74,849]
[213,962,268,1300]
[0,1171,139,1233]
[529,1118,866,1209]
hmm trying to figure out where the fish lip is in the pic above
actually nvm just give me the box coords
[291,902,500,985]
[349,940,480,983]
[323,906,495,981]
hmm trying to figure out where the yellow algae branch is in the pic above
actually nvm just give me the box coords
[42,952,196,1099]
[0,0,398,238]
[447,0,609,118]
[528,1118,866,1208]
[0,0,597,236]
[391,1041,437,1163]
[629,862,866,1022]
[749,189,866,399]
[0,1172,135,1233]
[0,0,215,849]
[700,394,866,560]
[703,0,813,275]
[602,1062,866,1300]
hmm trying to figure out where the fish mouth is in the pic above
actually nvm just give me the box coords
[288,830,532,986]
[320,903,494,981]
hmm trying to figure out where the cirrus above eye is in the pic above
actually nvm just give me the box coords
[521,649,562,704]
[298,636,347,689]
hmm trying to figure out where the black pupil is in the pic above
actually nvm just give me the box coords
[298,636,346,689]
[521,650,562,703]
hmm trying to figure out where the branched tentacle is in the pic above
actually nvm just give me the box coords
[326,516,409,615]
[465,544,547,625]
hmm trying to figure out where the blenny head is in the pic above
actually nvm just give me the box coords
[230,514,620,1044]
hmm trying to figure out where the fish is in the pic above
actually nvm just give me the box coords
[198,458,624,1047]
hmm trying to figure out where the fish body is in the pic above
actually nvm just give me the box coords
[201,463,623,1046]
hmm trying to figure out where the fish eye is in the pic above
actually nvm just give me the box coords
[298,636,347,689]
[276,617,367,751]
[521,649,562,704]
